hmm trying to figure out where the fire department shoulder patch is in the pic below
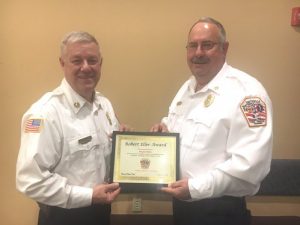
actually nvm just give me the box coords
[240,97,267,127]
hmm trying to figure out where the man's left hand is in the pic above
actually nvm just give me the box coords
[119,123,132,131]
[161,179,191,200]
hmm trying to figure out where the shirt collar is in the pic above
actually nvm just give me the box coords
[188,62,228,95]
[60,79,91,114]
[93,93,104,111]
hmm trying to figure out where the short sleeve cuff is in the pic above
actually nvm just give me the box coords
[67,186,93,208]
[188,174,213,200]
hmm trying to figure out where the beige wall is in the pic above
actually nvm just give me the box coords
[1,0,300,224]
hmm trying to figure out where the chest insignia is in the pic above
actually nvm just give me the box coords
[204,94,215,107]
[240,97,267,127]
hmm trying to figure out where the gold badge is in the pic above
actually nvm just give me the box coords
[106,112,112,126]
[204,94,215,107]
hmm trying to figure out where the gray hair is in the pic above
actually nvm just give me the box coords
[60,31,99,56]
[188,17,227,43]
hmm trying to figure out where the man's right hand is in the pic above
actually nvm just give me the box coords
[92,183,120,204]
[150,123,169,132]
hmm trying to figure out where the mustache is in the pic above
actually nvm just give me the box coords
[78,73,96,78]
[191,57,210,64]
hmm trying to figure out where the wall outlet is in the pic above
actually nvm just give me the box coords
[132,197,142,212]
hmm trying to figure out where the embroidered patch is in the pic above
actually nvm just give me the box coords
[25,118,43,133]
[240,97,267,127]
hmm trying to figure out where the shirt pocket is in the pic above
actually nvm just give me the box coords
[167,107,185,132]
[101,137,111,158]
[187,110,214,128]
[182,110,215,149]
[68,133,100,156]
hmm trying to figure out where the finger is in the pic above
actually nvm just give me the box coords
[152,123,168,132]
[105,182,119,192]
[162,127,169,132]
[124,125,133,131]
[150,124,159,132]
[169,181,182,188]
[108,187,121,202]
[150,124,164,132]
[161,187,175,196]
[119,124,128,131]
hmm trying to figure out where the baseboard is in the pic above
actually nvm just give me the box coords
[111,214,300,225]
[111,214,173,225]
[251,216,300,225]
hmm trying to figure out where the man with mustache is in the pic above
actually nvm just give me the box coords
[16,31,128,225]
[151,17,273,225]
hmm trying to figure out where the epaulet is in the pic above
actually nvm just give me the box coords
[52,86,64,96]
[36,92,54,106]
[29,88,62,113]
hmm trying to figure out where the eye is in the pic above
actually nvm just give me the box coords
[87,58,99,65]
[201,41,217,50]
[186,42,198,49]
[71,59,82,65]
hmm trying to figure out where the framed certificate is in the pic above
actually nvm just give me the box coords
[110,131,179,192]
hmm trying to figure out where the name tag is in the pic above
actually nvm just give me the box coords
[78,136,92,144]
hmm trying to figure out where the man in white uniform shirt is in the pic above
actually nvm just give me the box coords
[151,17,273,225]
[16,31,128,225]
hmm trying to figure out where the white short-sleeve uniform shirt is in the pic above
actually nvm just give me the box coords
[16,79,119,208]
[163,63,273,200]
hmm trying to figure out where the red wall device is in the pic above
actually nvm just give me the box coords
[291,7,300,26]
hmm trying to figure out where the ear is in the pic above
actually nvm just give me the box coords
[59,57,64,67]
[100,57,103,66]
[222,41,229,55]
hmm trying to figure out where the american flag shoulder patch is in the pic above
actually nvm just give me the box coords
[240,97,267,127]
[25,118,44,133]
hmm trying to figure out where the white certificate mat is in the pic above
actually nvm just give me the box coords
[111,131,179,192]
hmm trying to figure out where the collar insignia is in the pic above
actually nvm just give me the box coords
[204,94,215,107]
[74,102,80,108]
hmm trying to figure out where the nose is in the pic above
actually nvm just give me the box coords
[80,60,91,72]
[195,45,205,56]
